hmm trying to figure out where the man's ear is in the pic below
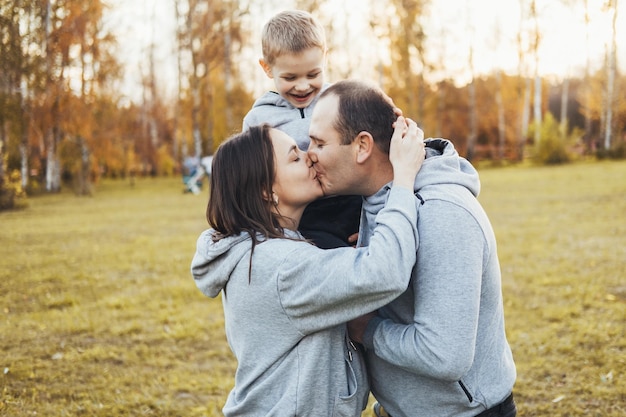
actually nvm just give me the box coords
[259,59,273,79]
[355,131,375,164]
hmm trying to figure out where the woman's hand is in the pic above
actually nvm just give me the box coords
[389,116,425,190]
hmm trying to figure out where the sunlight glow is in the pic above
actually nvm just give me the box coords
[106,0,626,100]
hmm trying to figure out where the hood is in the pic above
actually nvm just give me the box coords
[191,230,253,298]
[359,138,480,247]
[251,90,294,110]
[415,138,480,196]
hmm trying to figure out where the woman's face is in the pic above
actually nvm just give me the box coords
[270,128,324,214]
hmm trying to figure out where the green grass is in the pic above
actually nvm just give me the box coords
[476,160,626,417]
[1,161,625,416]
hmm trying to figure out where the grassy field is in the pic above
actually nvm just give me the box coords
[1,160,625,416]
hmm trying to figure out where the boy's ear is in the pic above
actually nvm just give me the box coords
[355,131,375,164]
[259,59,273,79]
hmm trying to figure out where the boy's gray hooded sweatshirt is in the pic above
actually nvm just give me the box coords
[191,187,420,417]
[359,139,516,417]
[242,84,329,150]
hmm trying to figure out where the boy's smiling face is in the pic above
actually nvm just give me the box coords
[260,47,325,109]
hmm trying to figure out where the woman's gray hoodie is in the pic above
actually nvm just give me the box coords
[191,187,420,417]
[359,139,516,417]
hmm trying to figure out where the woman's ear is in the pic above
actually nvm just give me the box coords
[259,59,273,79]
[262,190,279,206]
[355,131,375,164]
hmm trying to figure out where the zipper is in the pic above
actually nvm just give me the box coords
[299,108,305,119]
[458,381,473,403]
[347,339,358,362]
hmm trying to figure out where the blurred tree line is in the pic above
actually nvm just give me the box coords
[0,0,624,210]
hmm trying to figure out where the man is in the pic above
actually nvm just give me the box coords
[307,80,517,417]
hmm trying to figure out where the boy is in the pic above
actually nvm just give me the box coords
[243,10,361,249]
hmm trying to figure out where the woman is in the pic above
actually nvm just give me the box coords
[191,118,424,417]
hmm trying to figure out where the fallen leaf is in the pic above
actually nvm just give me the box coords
[552,395,565,403]
[601,371,613,383]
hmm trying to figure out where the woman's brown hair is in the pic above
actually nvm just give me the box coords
[207,124,287,245]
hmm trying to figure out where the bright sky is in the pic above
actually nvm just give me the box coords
[105,0,626,101]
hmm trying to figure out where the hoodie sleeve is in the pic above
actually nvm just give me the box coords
[362,200,486,381]
[191,231,251,299]
[276,186,420,335]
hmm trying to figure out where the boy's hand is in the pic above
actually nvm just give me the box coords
[348,312,377,344]
[347,232,359,247]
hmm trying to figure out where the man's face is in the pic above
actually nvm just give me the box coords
[307,94,359,196]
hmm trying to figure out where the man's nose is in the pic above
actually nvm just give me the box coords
[306,146,318,163]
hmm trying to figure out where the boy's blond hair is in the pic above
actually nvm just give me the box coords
[261,10,326,66]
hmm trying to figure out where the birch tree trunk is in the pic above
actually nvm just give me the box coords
[44,0,61,192]
[560,76,569,137]
[223,2,234,135]
[173,0,182,161]
[517,0,530,161]
[495,69,506,161]
[436,82,444,139]
[531,0,542,145]
[604,0,618,150]
[186,0,205,159]
[467,75,477,162]
[0,125,5,192]
[583,0,592,145]
[466,3,477,162]
[521,78,531,157]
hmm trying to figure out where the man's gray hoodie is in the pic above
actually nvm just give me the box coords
[242,84,329,150]
[191,187,420,417]
[359,139,516,417]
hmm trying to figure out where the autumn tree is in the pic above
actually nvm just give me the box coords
[174,0,251,163]
[373,0,428,122]
[0,0,48,197]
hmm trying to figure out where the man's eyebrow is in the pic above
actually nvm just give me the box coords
[309,135,323,143]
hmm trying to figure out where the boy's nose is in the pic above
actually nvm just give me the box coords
[295,80,309,91]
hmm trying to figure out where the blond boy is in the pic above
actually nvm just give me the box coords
[243,10,361,249]
[243,10,328,151]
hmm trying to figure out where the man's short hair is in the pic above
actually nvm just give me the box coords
[321,80,396,154]
[261,10,326,66]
